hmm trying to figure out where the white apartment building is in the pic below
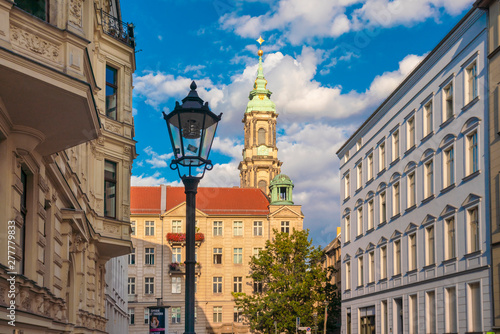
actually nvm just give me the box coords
[337,5,493,334]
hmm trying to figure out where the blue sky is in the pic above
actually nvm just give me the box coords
[123,0,475,246]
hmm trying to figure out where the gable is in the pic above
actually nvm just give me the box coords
[268,205,303,218]
[391,230,402,240]
[421,214,436,226]
[440,205,457,218]
[405,222,418,234]
[462,193,481,208]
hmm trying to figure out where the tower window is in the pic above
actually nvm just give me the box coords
[258,180,267,193]
[279,187,287,200]
[258,128,266,145]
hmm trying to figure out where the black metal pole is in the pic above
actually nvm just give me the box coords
[183,177,199,334]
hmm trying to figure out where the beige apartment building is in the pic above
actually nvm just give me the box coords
[0,0,136,332]
[478,0,500,330]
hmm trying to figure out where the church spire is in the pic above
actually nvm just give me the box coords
[238,36,282,195]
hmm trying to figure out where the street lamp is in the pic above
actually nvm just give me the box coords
[163,81,222,334]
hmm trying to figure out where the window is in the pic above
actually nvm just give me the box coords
[380,246,387,280]
[368,251,375,283]
[357,163,363,189]
[357,138,362,151]
[253,248,262,258]
[444,82,453,121]
[426,226,435,265]
[345,262,351,290]
[445,217,456,260]
[368,153,373,180]
[446,287,457,332]
[424,100,433,136]
[145,277,154,294]
[468,207,480,253]
[213,221,223,236]
[281,221,290,234]
[379,142,386,171]
[172,220,182,233]
[344,173,350,199]
[233,277,242,293]
[409,294,418,334]
[367,200,374,230]
[213,248,222,264]
[213,277,222,293]
[393,182,400,216]
[171,307,181,324]
[424,160,433,198]
[253,221,263,236]
[128,277,136,295]
[409,234,417,271]
[381,301,388,334]
[234,307,243,322]
[357,207,363,236]
[145,221,155,236]
[258,128,266,145]
[105,65,118,120]
[468,282,482,332]
[467,131,478,175]
[426,291,436,333]
[345,150,350,163]
[213,306,222,323]
[172,247,181,263]
[233,221,243,236]
[131,221,136,236]
[344,215,351,243]
[16,0,48,20]
[144,308,149,324]
[253,281,263,293]
[347,311,352,334]
[104,160,117,218]
[407,117,415,149]
[466,61,478,103]
[233,248,243,264]
[444,147,455,187]
[392,130,399,161]
[145,247,155,265]
[128,308,135,325]
[408,172,416,207]
[128,248,135,265]
[380,191,387,224]
[358,256,364,286]
[172,277,181,294]
[394,240,401,275]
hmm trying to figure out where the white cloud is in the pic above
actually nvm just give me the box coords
[219,0,474,44]
[143,146,174,168]
[158,35,163,41]
[184,64,206,73]
[198,162,241,188]
[131,172,168,186]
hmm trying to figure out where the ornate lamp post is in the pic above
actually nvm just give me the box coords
[163,81,222,334]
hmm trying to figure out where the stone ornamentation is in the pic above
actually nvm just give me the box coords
[10,25,61,63]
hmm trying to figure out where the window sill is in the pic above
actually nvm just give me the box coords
[356,285,364,290]
[406,269,418,275]
[462,95,480,112]
[392,274,401,279]
[344,289,351,293]
[377,168,386,176]
[441,183,456,194]
[389,157,400,167]
[343,196,351,203]
[405,204,417,213]
[423,263,436,270]
[442,257,457,265]
[378,221,387,228]
[354,187,363,195]
[421,195,435,204]
[462,170,480,182]
[421,131,434,143]
[344,241,351,246]
[464,250,481,258]
[440,115,455,129]
[366,282,375,287]
[355,234,364,240]
[404,145,416,156]
[391,213,401,221]
[366,227,374,235]
[378,278,387,283]
[366,178,374,186]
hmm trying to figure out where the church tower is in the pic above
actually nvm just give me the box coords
[239,37,282,195]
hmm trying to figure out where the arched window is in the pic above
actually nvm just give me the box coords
[258,128,266,145]
[258,180,267,193]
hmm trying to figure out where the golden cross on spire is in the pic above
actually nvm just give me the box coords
[257,36,265,57]
[257,36,265,46]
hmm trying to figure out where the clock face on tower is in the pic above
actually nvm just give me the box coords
[257,145,269,156]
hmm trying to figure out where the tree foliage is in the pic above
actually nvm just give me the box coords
[233,229,341,333]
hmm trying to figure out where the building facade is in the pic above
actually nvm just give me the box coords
[337,5,493,333]
[0,0,135,332]
[128,184,303,334]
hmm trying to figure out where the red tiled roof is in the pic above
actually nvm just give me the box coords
[131,186,161,215]
[166,187,270,215]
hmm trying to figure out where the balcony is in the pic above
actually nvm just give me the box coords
[167,233,205,246]
[96,5,135,48]
[168,262,201,276]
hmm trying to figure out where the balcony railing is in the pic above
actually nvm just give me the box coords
[96,6,135,48]
[167,233,205,246]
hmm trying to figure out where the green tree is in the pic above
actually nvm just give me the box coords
[233,229,340,333]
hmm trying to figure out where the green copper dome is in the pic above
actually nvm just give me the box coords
[245,51,276,113]
[269,174,294,205]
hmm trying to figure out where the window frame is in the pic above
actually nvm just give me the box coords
[424,100,433,137]
[104,160,117,218]
[105,65,118,120]
[380,246,387,280]
[233,276,243,293]
[128,277,136,295]
[233,221,243,236]
[172,276,182,294]
[465,61,478,104]
[281,221,290,234]
[213,248,222,264]
[357,256,364,287]
[145,220,155,236]
[407,172,416,208]
[213,221,223,236]
[392,181,400,216]
[408,233,417,271]
[172,220,182,233]
[443,81,454,122]
[233,248,243,264]
[445,217,456,260]
[393,240,401,276]
[345,261,351,290]
[407,116,415,150]
[253,221,263,236]
[444,146,455,187]
[424,160,434,199]
[171,307,181,324]
[144,277,154,295]
[425,225,435,266]
[145,247,155,265]
[392,129,399,161]
[213,277,223,294]
[468,207,480,253]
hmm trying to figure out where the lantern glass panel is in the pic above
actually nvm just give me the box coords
[169,121,183,159]
[200,122,217,160]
